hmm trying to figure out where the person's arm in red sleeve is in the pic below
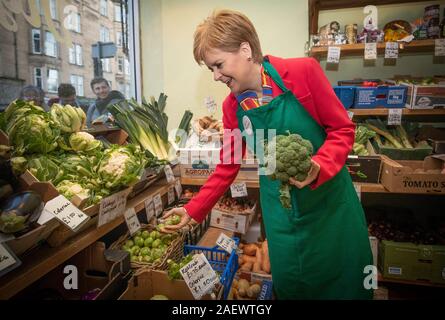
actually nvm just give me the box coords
[305,58,355,189]
[183,100,245,223]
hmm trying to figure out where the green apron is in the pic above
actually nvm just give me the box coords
[236,61,373,300]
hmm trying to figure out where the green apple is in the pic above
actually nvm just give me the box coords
[144,237,153,248]
[134,236,144,248]
[125,239,134,248]
[140,247,150,256]
[131,246,140,256]
[141,230,150,239]
[152,239,161,249]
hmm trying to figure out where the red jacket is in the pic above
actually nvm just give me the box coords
[184,56,355,223]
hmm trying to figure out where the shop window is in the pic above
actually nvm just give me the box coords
[34,67,42,89]
[47,68,58,93]
[45,31,57,57]
[32,29,41,54]
[70,75,84,97]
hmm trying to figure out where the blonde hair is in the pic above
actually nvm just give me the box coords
[193,9,263,65]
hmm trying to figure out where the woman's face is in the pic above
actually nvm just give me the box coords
[203,46,255,95]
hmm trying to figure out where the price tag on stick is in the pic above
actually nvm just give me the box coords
[435,39,445,57]
[44,195,90,232]
[387,108,403,126]
[230,182,248,198]
[153,193,163,217]
[365,42,377,60]
[168,186,175,205]
[164,165,175,183]
[327,46,341,64]
[124,208,141,236]
[174,180,183,198]
[144,196,155,223]
[216,233,237,254]
[98,189,128,227]
[385,42,398,59]
[180,253,220,300]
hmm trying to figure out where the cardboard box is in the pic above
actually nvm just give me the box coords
[210,202,257,235]
[119,269,222,300]
[379,240,445,284]
[32,242,131,300]
[401,82,445,109]
[380,155,445,194]
[352,86,407,109]
[346,155,383,183]
[370,139,433,161]
[197,227,234,248]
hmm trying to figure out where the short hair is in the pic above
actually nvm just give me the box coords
[58,83,76,97]
[193,9,263,65]
[90,77,109,90]
[19,85,45,100]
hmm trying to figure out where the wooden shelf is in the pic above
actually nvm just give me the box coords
[310,40,436,58]
[182,177,388,193]
[0,180,176,300]
[350,108,445,117]
[378,273,445,288]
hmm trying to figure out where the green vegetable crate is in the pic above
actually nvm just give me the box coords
[379,240,445,284]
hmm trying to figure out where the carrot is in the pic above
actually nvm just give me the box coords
[243,243,257,256]
[261,240,271,274]
[253,246,263,273]
[240,255,257,264]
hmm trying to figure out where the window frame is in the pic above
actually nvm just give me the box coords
[47,68,59,93]
[32,29,41,54]
[70,74,84,97]
[44,31,58,57]
[34,67,43,89]
[100,0,108,17]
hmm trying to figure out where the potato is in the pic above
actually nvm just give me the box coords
[247,284,261,299]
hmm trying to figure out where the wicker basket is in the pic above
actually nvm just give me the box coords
[110,224,184,271]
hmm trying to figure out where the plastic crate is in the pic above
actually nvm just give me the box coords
[354,86,407,108]
[333,86,355,109]
[184,237,239,300]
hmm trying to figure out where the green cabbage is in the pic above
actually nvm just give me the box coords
[26,154,64,184]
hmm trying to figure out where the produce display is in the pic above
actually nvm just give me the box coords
[1,100,150,207]
[353,125,376,156]
[231,278,262,300]
[0,190,43,234]
[213,195,255,213]
[108,94,173,161]
[192,116,224,142]
[368,218,442,245]
[167,254,193,280]
[121,229,178,264]
[238,240,271,275]
[264,133,313,208]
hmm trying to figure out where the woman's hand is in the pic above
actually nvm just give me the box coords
[160,207,193,233]
[289,159,320,189]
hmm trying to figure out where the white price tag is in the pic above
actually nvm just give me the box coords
[353,183,362,201]
[180,253,220,300]
[435,39,445,57]
[216,233,236,254]
[230,182,248,198]
[0,243,17,273]
[174,180,183,198]
[190,150,201,165]
[164,165,175,183]
[153,193,163,217]
[124,208,141,236]
[364,42,377,60]
[144,196,155,222]
[98,189,128,228]
[385,42,398,59]
[327,46,341,64]
[387,108,403,126]
[168,186,175,205]
[44,195,90,232]
[347,111,354,120]
[204,96,217,115]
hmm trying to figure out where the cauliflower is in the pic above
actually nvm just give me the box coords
[264,133,313,209]
[56,180,90,201]
[67,132,102,153]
